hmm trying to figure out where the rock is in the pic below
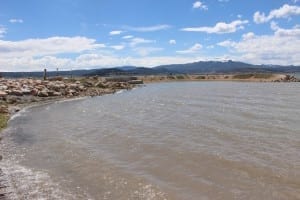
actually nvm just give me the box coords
[0,85,8,90]
[31,88,39,96]
[52,92,62,96]
[10,90,23,96]
[69,83,78,89]
[21,88,32,95]
[0,91,8,97]
[0,105,8,113]
[37,90,49,97]
[83,81,93,87]
[78,85,86,91]
[95,81,107,88]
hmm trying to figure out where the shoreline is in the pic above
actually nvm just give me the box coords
[0,76,141,198]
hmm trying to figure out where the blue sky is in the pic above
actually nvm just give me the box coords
[0,0,300,71]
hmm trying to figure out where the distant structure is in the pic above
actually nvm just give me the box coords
[43,68,47,80]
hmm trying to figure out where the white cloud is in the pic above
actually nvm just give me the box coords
[109,30,123,35]
[193,1,208,10]
[122,35,133,39]
[110,45,124,50]
[242,32,255,40]
[0,52,211,72]
[176,43,202,54]
[254,4,300,24]
[128,37,155,47]
[169,39,176,45]
[9,19,23,23]
[270,21,280,31]
[133,47,163,56]
[124,24,171,32]
[0,26,6,38]
[0,36,105,58]
[181,20,248,34]
[217,26,300,65]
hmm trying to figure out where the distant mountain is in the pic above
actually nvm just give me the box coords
[1,60,300,78]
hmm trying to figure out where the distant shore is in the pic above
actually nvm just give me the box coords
[139,73,299,83]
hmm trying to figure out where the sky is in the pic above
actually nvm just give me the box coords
[0,0,300,72]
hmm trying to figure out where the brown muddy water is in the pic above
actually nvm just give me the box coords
[1,82,300,200]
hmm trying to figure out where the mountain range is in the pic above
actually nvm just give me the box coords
[1,60,300,78]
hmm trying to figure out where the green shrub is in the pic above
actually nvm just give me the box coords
[176,75,185,79]
[196,75,206,79]
[0,113,8,131]
[233,74,254,79]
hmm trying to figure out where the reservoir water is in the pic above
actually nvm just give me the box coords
[1,82,300,199]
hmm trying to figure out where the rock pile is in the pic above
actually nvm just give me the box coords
[0,76,143,107]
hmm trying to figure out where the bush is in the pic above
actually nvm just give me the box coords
[196,75,206,79]
[233,74,254,79]
[176,75,185,79]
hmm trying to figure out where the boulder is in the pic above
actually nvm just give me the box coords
[52,92,62,96]
[0,105,8,113]
[21,88,32,95]
[0,85,8,90]
[69,83,78,89]
[37,90,49,97]
[0,91,8,97]
[10,90,23,96]
[31,88,39,96]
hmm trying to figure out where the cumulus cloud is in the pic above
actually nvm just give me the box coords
[9,19,23,23]
[124,24,171,32]
[181,20,248,34]
[176,43,202,54]
[0,26,6,38]
[193,1,208,10]
[254,4,300,24]
[0,52,211,72]
[0,36,105,58]
[110,45,124,50]
[169,39,176,45]
[217,26,300,65]
[109,30,123,35]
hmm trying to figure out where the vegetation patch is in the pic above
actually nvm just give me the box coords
[176,75,185,79]
[253,73,273,79]
[233,74,254,79]
[167,75,175,79]
[196,75,206,79]
[0,113,8,131]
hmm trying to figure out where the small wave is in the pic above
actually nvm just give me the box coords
[0,160,92,200]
